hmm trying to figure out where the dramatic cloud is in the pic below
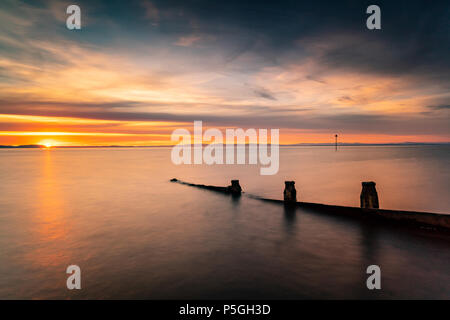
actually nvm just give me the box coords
[0,0,449,145]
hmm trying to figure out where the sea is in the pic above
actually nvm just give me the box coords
[0,145,449,299]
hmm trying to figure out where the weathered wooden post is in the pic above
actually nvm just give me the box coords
[360,181,379,209]
[228,180,242,195]
[284,181,297,203]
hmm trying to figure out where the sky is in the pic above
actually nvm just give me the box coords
[0,0,449,146]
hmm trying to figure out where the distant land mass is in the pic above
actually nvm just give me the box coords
[0,144,45,148]
[285,142,450,146]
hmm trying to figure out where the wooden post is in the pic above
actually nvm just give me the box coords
[360,181,379,209]
[228,180,242,195]
[284,181,297,203]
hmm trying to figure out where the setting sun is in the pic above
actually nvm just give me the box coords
[39,140,56,148]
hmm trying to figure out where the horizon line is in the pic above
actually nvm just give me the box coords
[1,142,449,149]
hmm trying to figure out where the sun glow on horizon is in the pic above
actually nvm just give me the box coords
[38,139,57,148]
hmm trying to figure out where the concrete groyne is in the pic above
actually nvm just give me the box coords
[170,178,450,231]
[170,178,242,196]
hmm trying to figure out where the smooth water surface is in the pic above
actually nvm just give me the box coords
[0,145,449,299]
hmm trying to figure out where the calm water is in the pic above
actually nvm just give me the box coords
[0,145,449,299]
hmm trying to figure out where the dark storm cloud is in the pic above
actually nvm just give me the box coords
[53,0,449,79]
[140,0,450,78]
[4,0,449,87]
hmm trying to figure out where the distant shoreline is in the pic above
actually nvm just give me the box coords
[0,142,449,149]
